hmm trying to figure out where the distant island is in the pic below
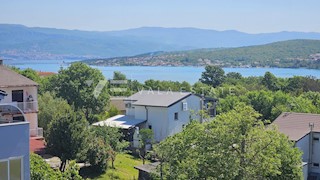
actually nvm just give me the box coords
[82,39,320,69]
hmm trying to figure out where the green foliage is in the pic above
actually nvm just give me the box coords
[137,128,154,164]
[86,136,110,173]
[262,72,280,91]
[52,62,109,123]
[62,160,83,180]
[92,126,129,169]
[155,106,303,179]
[199,65,225,87]
[113,71,127,80]
[46,110,89,171]
[38,92,72,132]
[30,153,62,180]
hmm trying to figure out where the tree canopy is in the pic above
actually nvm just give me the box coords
[155,106,303,179]
[51,62,109,123]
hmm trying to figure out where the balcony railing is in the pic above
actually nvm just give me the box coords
[11,101,38,113]
[30,127,43,137]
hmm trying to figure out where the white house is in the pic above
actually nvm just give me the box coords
[0,60,42,137]
[93,90,216,145]
[273,112,320,180]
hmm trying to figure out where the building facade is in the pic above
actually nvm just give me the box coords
[94,90,216,145]
[273,112,320,179]
[0,62,41,137]
[0,103,30,180]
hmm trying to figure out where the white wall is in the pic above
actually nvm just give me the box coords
[24,113,38,137]
[128,94,201,142]
[0,86,38,104]
[146,107,168,142]
[296,134,310,163]
[167,95,201,139]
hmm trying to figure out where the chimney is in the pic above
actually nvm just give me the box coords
[0,59,3,65]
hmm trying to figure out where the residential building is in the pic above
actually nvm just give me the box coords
[93,90,216,145]
[273,112,320,180]
[0,61,42,137]
[0,95,30,180]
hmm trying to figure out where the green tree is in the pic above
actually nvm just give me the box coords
[93,126,129,169]
[137,128,154,164]
[113,71,127,80]
[30,153,62,180]
[38,92,72,132]
[46,110,89,171]
[199,65,225,87]
[155,106,302,179]
[262,72,279,91]
[86,136,110,173]
[52,62,109,123]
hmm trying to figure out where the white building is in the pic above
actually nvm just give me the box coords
[0,61,42,137]
[94,90,216,144]
[273,112,320,180]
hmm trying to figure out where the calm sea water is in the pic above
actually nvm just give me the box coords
[5,60,320,83]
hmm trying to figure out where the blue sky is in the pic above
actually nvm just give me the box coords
[0,0,319,33]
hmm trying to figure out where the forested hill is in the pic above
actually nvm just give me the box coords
[83,39,320,69]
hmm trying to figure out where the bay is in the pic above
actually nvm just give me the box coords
[5,60,320,84]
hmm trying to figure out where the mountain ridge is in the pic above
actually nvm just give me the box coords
[1,24,320,60]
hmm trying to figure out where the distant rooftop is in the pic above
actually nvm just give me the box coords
[273,112,320,141]
[126,90,192,107]
[0,65,38,87]
[92,115,146,129]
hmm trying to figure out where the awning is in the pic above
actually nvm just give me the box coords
[92,115,146,129]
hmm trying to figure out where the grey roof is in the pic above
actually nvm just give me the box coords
[272,112,320,141]
[0,65,38,87]
[134,162,160,173]
[126,90,192,107]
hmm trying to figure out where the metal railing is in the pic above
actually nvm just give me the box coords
[11,101,38,113]
[30,127,43,137]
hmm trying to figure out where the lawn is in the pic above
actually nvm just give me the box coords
[80,153,148,180]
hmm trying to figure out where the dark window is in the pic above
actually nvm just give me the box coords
[148,125,152,129]
[313,163,319,167]
[12,90,23,102]
[13,116,24,122]
[174,112,178,120]
[313,137,320,141]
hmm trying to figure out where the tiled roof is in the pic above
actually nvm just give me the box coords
[126,90,192,107]
[30,137,46,155]
[272,112,320,141]
[0,65,38,87]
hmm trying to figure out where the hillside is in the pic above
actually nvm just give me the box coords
[83,39,320,69]
[1,24,320,60]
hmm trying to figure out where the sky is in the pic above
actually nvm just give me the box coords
[0,0,320,33]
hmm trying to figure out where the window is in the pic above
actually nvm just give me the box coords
[148,125,152,129]
[0,161,8,180]
[0,158,23,180]
[174,112,178,120]
[125,103,131,108]
[182,102,188,111]
[313,163,319,168]
[313,137,320,141]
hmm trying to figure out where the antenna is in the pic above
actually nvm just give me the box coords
[309,122,314,132]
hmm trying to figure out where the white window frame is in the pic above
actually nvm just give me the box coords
[0,156,24,180]
[182,102,188,111]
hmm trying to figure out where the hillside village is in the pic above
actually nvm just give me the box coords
[2,58,320,179]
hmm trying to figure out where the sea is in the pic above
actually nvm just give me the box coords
[5,59,320,84]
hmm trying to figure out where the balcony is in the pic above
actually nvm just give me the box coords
[10,101,38,113]
[30,127,43,138]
